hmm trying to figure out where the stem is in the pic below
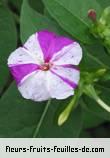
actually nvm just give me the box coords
[84,84,110,113]
[32,99,51,138]
[96,98,110,112]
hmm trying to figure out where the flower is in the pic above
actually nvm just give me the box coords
[8,30,82,101]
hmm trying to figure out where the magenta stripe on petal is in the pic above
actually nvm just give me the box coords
[50,70,78,89]
[57,64,80,71]
[9,64,40,85]
[37,30,73,62]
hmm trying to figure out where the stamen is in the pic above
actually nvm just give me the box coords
[40,63,52,71]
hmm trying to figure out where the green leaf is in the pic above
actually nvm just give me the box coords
[0,83,83,137]
[29,0,44,13]
[43,0,102,44]
[81,84,110,121]
[80,47,105,71]
[8,0,23,12]
[96,0,110,8]
[0,2,17,93]
[80,42,110,72]
[20,0,64,43]
[85,44,110,69]
[80,130,91,138]
[83,110,105,129]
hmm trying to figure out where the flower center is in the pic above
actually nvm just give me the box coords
[40,63,52,71]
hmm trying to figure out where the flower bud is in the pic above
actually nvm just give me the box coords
[89,7,110,54]
[88,9,97,22]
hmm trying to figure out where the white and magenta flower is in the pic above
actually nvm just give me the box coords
[8,30,82,101]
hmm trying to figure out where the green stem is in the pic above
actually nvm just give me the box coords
[96,97,110,112]
[33,99,51,138]
[84,84,110,113]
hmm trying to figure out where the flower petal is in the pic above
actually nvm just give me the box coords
[37,30,73,62]
[52,65,80,88]
[24,33,44,63]
[51,42,82,65]
[18,71,50,101]
[46,71,74,99]
[9,64,40,85]
[8,47,37,65]
[46,65,80,99]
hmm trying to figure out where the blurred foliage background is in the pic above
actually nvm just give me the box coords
[0,0,110,138]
